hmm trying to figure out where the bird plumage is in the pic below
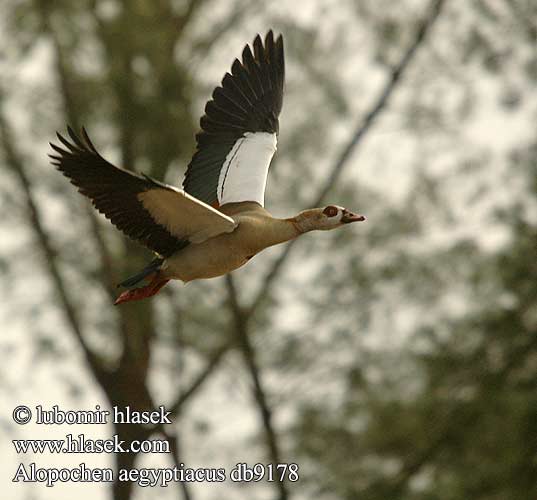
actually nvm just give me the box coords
[49,127,237,257]
[49,31,365,305]
[183,31,284,207]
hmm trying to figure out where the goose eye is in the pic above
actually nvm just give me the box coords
[323,206,339,217]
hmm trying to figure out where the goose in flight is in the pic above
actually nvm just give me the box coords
[49,31,365,305]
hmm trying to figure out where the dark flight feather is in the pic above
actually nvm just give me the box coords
[183,30,285,206]
[50,127,189,257]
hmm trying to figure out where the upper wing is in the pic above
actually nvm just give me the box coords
[49,127,238,257]
[183,30,285,208]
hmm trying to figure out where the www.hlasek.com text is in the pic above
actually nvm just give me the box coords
[13,433,169,454]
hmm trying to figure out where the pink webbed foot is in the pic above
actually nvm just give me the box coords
[114,277,170,305]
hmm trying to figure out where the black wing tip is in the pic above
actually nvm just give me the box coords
[218,30,284,85]
[185,30,285,194]
[253,30,283,53]
[274,33,284,51]
[50,125,99,162]
[66,124,76,137]
[265,30,274,46]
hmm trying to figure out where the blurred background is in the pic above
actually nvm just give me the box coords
[1,0,536,499]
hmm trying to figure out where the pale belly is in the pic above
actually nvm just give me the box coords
[162,234,254,282]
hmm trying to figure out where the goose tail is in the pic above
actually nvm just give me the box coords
[117,257,164,288]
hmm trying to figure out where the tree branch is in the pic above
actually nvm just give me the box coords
[177,6,447,483]
[360,405,462,498]
[168,342,230,417]
[190,0,262,62]
[35,0,120,300]
[165,430,193,500]
[0,98,106,383]
[248,0,446,316]
[152,419,193,500]
[172,0,209,36]
[225,275,289,500]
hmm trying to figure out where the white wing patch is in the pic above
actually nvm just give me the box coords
[217,132,277,206]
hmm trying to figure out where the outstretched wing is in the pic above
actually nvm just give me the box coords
[183,30,285,208]
[49,127,238,257]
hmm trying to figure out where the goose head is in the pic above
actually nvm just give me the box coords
[293,205,366,233]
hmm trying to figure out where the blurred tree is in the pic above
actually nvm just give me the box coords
[293,160,537,499]
[2,0,535,500]
[289,2,537,499]
[4,0,413,498]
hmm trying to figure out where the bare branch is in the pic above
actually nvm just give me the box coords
[190,0,263,62]
[360,405,461,498]
[168,342,230,417]
[171,4,447,475]
[35,0,120,300]
[249,0,446,315]
[172,0,209,36]
[0,99,106,382]
[225,275,289,500]
[156,426,193,500]
[89,0,136,170]
[312,0,446,207]
[170,434,193,500]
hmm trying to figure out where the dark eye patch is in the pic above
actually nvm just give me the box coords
[323,206,339,217]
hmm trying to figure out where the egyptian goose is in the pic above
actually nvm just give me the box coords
[49,31,365,305]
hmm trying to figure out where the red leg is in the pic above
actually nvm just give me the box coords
[114,275,170,305]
